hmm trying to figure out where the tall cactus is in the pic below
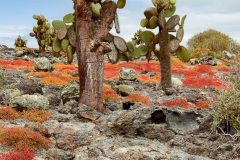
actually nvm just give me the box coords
[29,14,55,54]
[137,0,189,90]
[73,0,126,112]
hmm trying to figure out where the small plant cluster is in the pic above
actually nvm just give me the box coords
[211,70,240,139]
[0,150,35,160]
[0,106,51,123]
[187,29,240,59]
[0,127,53,152]
[125,93,152,105]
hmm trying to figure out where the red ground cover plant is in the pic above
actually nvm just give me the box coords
[103,84,120,103]
[160,99,190,108]
[182,77,222,88]
[125,94,152,105]
[0,106,21,119]
[0,59,34,70]
[0,127,53,152]
[22,109,52,123]
[137,74,161,83]
[0,106,51,123]
[27,71,79,86]
[195,100,211,108]
[194,64,216,76]
[0,150,35,160]
[53,63,78,73]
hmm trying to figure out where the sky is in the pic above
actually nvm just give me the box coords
[0,0,240,48]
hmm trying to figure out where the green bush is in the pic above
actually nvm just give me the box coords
[211,64,240,139]
[187,29,240,58]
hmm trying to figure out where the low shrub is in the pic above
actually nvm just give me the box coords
[0,127,53,152]
[125,94,152,105]
[0,150,35,160]
[22,109,52,123]
[211,70,240,139]
[103,84,120,103]
[160,99,190,108]
[0,106,21,119]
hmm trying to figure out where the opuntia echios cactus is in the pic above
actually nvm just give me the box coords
[130,0,190,90]
[29,14,55,54]
[14,35,27,48]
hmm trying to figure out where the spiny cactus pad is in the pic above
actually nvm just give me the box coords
[165,15,180,30]
[107,42,119,64]
[57,27,67,40]
[61,39,69,52]
[67,45,74,64]
[140,18,149,28]
[138,45,149,56]
[144,7,157,19]
[176,28,184,41]
[126,41,135,52]
[148,16,158,29]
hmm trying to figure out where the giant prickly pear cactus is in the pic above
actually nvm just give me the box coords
[73,0,126,112]
[136,0,190,90]
[14,35,27,49]
[29,14,55,54]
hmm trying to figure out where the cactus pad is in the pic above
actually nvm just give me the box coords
[61,39,69,52]
[107,42,120,64]
[140,30,155,42]
[67,25,76,47]
[148,16,158,29]
[138,45,149,56]
[126,41,135,52]
[165,15,180,30]
[169,39,180,52]
[176,46,190,62]
[53,38,62,52]
[67,45,74,64]
[63,13,74,23]
[140,18,149,28]
[176,28,184,41]
[117,0,126,9]
[164,5,176,17]
[144,7,157,19]
[91,2,101,19]
[113,36,127,52]
[52,20,66,30]
[180,15,187,27]
[57,27,67,40]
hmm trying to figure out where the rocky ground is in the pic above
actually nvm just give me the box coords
[0,46,239,160]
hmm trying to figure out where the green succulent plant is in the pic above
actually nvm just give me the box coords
[14,35,27,48]
[29,14,55,54]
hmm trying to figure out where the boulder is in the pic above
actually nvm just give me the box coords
[76,104,102,121]
[172,77,183,87]
[34,57,53,71]
[119,67,137,81]
[10,94,49,111]
[223,50,236,59]
[61,80,80,104]
[117,84,135,96]
[0,88,22,105]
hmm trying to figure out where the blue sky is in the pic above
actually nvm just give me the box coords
[1,0,240,49]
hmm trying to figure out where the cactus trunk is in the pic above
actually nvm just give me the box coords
[75,0,116,112]
[158,28,172,90]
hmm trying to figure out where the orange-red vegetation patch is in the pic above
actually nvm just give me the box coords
[195,100,211,108]
[54,63,78,73]
[137,74,161,83]
[104,63,120,80]
[103,84,120,103]
[125,94,152,105]
[22,109,52,123]
[0,127,53,152]
[194,64,216,76]
[0,106,21,119]
[0,106,51,123]
[160,99,190,108]
[182,77,222,88]
[0,150,35,160]
[0,59,34,70]
[27,71,78,86]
